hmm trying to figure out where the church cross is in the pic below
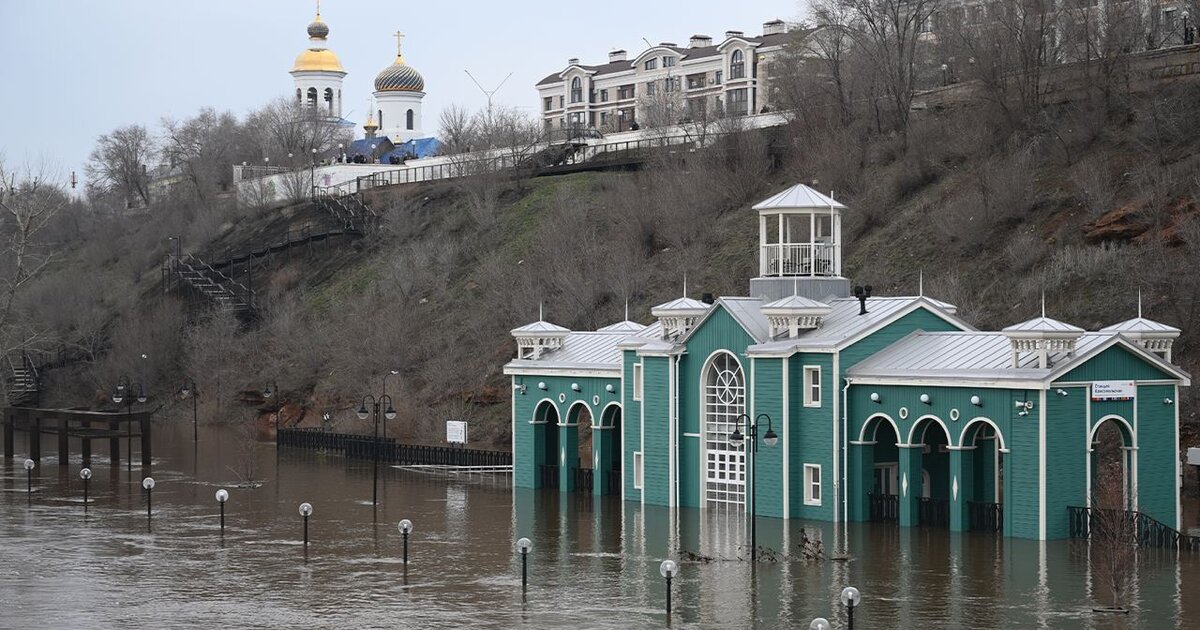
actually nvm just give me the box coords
[395,31,405,56]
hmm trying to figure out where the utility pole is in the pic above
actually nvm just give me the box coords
[464,69,513,138]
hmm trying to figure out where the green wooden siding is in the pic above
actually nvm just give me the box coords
[752,358,785,518]
[789,353,835,520]
[1136,384,1178,527]
[1056,344,1175,382]
[1044,386,1087,539]
[642,356,672,506]
[623,350,642,501]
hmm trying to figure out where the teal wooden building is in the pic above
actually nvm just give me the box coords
[504,184,1191,540]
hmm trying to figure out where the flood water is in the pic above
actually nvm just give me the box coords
[1,424,1198,629]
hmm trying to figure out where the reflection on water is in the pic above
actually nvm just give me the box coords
[1,424,1196,629]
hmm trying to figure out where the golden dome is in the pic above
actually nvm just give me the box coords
[291,48,346,74]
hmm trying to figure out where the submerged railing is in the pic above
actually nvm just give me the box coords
[968,501,1004,533]
[868,492,899,522]
[277,427,511,468]
[919,497,950,528]
[1067,505,1200,551]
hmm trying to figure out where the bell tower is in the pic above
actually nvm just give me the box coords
[749,183,851,302]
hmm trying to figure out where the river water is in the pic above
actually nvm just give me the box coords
[1,424,1197,629]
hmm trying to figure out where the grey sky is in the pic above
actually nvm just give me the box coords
[0,0,802,185]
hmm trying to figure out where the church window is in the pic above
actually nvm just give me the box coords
[307,87,318,108]
[406,109,414,130]
[378,109,384,129]
[324,88,334,114]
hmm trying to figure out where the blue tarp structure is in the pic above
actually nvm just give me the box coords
[386,137,443,161]
[346,136,442,164]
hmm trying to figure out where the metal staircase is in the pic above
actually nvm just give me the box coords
[164,253,258,319]
[313,188,377,233]
[4,352,40,407]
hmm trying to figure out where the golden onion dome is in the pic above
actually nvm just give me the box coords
[374,56,425,93]
[292,48,346,74]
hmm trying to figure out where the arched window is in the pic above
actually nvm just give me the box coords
[324,88,334,114]
[406,109,414,130]
[570,77,583,103]
[704,352,746,509]
[296,88,302,103]
[378,109,384,129]
[730,49,745,79]
[306,87,318,108]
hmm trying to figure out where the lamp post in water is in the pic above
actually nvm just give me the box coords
[299,502,313,548]
[659,559,678,618]
[728,413,777,562]
[142,477,155,520]
[398,519,413,566]
[841,586,862,630]
[80,467,92,510]
[23,458,34,501]
[810,618,831,630]
[179,379,199,443]
[516,537,532,591]
[111,375,146,472]
[356,393,397,509]
[216,489,229,532]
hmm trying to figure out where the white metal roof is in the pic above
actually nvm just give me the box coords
[752,183,847,211]
[716,297,771,343]
[1100,317,1181,334]
[1001,316,1084,334]
[747,296,966,354]
[598,320,649,332]
[510,320,570,335]
[761,294,831,312]
[651,297,711,313]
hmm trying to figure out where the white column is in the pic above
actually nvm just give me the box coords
[759,214,768,276]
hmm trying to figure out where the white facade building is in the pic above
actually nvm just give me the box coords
[290,10,346,118]
[536,20,793,133]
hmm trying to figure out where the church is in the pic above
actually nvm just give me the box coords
[504,183,1190,540]
[287,5,439,160]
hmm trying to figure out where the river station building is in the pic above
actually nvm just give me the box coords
[504,184,1191,540]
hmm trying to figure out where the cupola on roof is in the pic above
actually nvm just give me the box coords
[598,320,648,333]
[291,6,345,74]
[753,184,847,211]
[1001,303,1083,368]
[307,14,329,39]
[375,33,426,92]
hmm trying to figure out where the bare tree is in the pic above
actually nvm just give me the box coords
[159,108,242,203]
[437,104,477,155]
[86,125,155,208]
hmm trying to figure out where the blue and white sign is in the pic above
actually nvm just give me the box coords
[1091,381,1136,402]
[446,420,468,445]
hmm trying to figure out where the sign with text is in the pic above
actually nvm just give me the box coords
[1091,381,1136,402]
[446,420,468,445]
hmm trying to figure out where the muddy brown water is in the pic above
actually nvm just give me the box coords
[2,424,1198,629]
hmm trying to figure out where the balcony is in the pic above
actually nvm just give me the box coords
[760,243,839,276]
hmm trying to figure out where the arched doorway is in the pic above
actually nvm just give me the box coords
[533,400,559,489]
[861,415,901,522]
[598,404,622,495]
[566,402,593,493]
[702,352,746,511]
[960,419,1006,533]
[907,416,951,528]
[1091,417,1134,511]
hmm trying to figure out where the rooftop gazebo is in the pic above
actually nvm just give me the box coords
[749,184,851,301]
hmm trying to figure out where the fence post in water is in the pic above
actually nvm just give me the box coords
[517,537,532,592]
[24,458,34,502]
[216,489,229,532]
[659,560,677,618]
[80,467,92,510]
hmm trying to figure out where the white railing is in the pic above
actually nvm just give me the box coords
[760,243,839,277]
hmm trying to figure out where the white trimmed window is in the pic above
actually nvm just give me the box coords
[633,363,644,401]
[804,366,821,407]
[804,464,822,506]
[633,452,644,489]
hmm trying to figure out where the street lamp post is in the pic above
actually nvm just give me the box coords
[357,393,397,509]
[810,618,831,630]
[23,458,34,501]
[142,476,155,523]
[80,467,92,510]
[398,518,413,565]
[729,413,777,562]
[517,537,532,591]
[112,375,146,472]
[179,379,199,443]
[659,559,678,618]
[841,586,862,630]
[216,489,229,532]
[299,502,313,548]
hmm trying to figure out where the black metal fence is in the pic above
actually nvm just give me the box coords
[277,427,511,468]
[538,464,559,488]
[968,501,1004,533]
[919,497,950,528]
[574,467,594,494]
[868,492,899,522]
[1067,505,1200,551]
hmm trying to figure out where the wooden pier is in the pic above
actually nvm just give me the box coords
[3,407,154,467]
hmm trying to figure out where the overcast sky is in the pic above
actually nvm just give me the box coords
[0,0,803,185]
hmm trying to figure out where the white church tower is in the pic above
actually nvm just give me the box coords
[289,3,346,118]
[373,32,427,143]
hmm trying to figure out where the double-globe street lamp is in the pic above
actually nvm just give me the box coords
[729,412,777,562]
[112,375,147,472]
[357,393,397,509]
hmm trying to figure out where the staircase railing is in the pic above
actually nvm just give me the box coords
[3,352,40,407]
[1067,505,1200,551]
[167,253,258,317]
